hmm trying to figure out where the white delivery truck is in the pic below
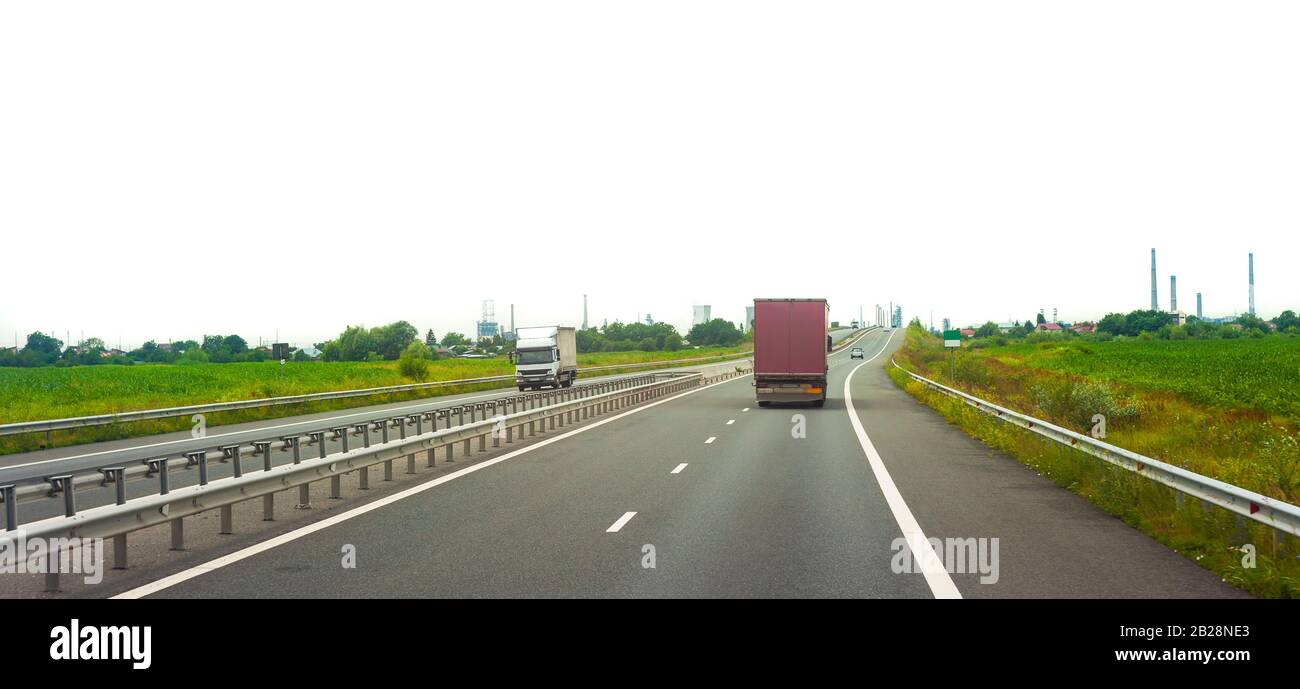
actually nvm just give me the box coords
[512,326,578,391]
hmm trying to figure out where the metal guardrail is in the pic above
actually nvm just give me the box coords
[4,370,711,591]
[0,375,661,507]
[891,359,1300,537]
[0,351,755,438]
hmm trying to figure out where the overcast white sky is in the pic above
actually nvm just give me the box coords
[2,1,1296,349]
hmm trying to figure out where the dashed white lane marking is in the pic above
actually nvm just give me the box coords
[113,372,754,599]
[844,329,962,600]
[704,437,716,444]
[671,463,688,474]
[607,511,637,533]
[725,419,735,425]
[742,408,750,412]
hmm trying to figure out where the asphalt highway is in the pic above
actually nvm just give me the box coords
[113,327,1243,599]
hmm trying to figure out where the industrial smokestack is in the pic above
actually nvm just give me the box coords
[1150,248,1158,310]
[1248,253,1255,316]
[510,304,515,336]
[582,294,588,329]
[1196,292,1203,319]
[1170,275,1177,312]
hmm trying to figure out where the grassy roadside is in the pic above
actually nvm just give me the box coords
[888,323,1299,598]
[0,346,751,455]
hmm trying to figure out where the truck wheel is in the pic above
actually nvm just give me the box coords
[518,386,526,392]
[757,401,771,407]
[812,399,825,408]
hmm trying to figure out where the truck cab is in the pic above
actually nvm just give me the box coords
[512,326,578,391]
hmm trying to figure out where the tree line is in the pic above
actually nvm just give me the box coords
[575,319,745,353]
[1,316,752,368]
[953,309,1300,347]
[0,332,276,367]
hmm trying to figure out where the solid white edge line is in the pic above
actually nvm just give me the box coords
[671,463,688,474]
[112,371,753,599]
[843,329,963,600]
[606,511,637,533]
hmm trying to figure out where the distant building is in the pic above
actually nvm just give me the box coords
[476,321,500,339]
[295,345,322,359]
[997,322,1018,333]
[959,328,977,338]
[1167,311,1187,327]
[1037,322,1065,333]
[692,305,711,326]
[1070,322,1096,335]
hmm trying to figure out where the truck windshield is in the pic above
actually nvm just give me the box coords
[516,348,554,365]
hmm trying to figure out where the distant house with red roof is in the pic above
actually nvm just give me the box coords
[1070,322,1096,334]
[959,328,976,338]
[1037,322,1064,333]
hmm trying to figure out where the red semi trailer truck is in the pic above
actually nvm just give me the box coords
[752,298,831,407]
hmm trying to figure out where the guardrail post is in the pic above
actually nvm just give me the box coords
[251,441,275,520]
[154,463,183,548]
[1,484,16,531]
[221,442,245,473]
[185,451,208,485]
[145,457,172,503]
[49,475,75,517]
[40,477,69,588]
[166,512,184,551]
[45,547,60,592]
[99,467,128,569]
[356,423,371,489]
[332,426,349,453]
[295,435,315,509]
[383,419,398,481]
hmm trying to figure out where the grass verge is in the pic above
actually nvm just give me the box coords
[888,324,1299,598]
[0,347,751,456]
